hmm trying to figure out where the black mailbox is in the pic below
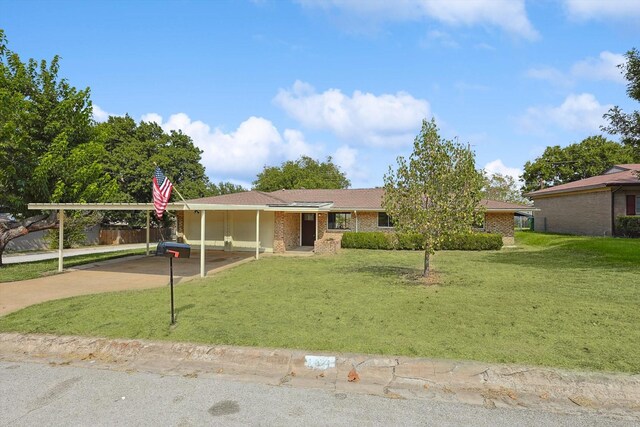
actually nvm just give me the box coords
[156,241,191,259]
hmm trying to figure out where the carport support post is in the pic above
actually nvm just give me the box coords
[200,209,206,277]
[58,209,64,272]
[255,210,260,260]
[145,210,150,256]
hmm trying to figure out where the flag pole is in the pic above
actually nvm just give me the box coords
[154,162,191,209]
[172,186,191,209]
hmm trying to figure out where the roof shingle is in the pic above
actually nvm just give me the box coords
[187,188,532,211]
[527,167,640,197]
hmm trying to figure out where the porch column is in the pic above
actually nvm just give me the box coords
[58,209,64,272]
[200,210,206,277]
[145,210,150,256]
[315,213,318,243]
[255,210,260,260]
[355,210,358,232]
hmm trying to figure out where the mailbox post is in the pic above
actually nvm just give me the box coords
[156,242,191,324]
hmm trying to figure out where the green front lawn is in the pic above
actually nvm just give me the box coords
[0,249,147,283]
[1,232,639,373]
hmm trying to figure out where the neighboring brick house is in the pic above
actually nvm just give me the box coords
[177,188,528,253]
[527,164,640,236]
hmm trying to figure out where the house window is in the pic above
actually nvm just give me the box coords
[328,212,351,229]
[377,212,394,228]
[627,195,638,216]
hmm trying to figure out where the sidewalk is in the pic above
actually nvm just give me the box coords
[1,333,639,421]
[3,243,150,264]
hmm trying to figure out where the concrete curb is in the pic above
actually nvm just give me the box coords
[1,333,639,420]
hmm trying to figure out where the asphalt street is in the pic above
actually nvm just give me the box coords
[0,361,634,426]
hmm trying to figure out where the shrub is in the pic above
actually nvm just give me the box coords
[395,233,425,250]
[341,232,392,249]
[341,231,503,251]
[438,233,503,250]
[616,216,640,238]
[47,212,102,249]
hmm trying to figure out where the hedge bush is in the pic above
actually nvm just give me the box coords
[616,216,640,238]
[341,232,392,249]
[341,231,503,251]
[437,233,503,250]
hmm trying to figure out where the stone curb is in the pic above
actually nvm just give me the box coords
[1,333,639,420]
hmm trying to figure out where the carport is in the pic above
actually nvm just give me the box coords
[27,202,265,278]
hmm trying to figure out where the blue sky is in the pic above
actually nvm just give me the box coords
[2,0,639,188]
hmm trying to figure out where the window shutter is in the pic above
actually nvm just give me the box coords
[626,195,636,215]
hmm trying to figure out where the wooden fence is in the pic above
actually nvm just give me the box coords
[98,227,173,245]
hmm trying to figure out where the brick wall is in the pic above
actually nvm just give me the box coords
[283,212,300,249]
[273,211,285,253]
[176,211,185,243]
[485,212,514,245]
[613,186,640,234]
[314,234,341,254]
[317,213,327,240]
[532,189,612,236]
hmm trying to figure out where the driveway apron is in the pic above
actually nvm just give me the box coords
[0,252,253,316]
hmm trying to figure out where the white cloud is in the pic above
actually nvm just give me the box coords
[297,0,538,40]
[92,104,115,122]
[141,113,163,124]
[525,66,572,86]
[475,42,496,51]
[282,129,323,160]
[563,0,640,20]
[274,80,430,147]
[484,159,522,183]
[518,93,612,133]
[143,113,319,180]
[570,51,626,83]
[526,51,625,86]
[420,30,459,49]
[332,144,364,181]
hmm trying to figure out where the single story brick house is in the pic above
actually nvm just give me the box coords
[177,188,530,254]
[527,164,640,236]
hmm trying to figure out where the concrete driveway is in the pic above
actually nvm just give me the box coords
[0,251,254,316]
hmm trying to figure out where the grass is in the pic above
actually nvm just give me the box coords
[0,249,147,283]
[1,232,640,373]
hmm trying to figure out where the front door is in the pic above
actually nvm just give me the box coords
[301,213,316,246]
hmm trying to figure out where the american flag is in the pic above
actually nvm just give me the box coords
[153,166,173,219]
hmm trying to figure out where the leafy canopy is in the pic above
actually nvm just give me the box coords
[0,29,121,216]
[253,156,350,192]
[383,118,484,277]
[602,48,640,157]
[521,135,634,194]
[483,173,528,204]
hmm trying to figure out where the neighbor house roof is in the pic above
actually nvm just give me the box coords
[187,188,532,212]
[527,164,640,198]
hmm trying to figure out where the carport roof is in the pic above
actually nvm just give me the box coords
[28,202,185,211]
[29,190,536,213]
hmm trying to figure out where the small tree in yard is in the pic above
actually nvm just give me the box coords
[383,118,485,277]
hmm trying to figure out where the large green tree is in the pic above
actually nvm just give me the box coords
[253,156,350,191]
[521,135,634,194]
[96,116,216,226]
[207,181,247,196]
[383,118,484,277]
[483,173,528,204]
[602,48,640,156]
[0,30,120,265]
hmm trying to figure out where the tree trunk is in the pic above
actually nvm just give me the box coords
[0,212,58,267]
[423,247,430,277]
